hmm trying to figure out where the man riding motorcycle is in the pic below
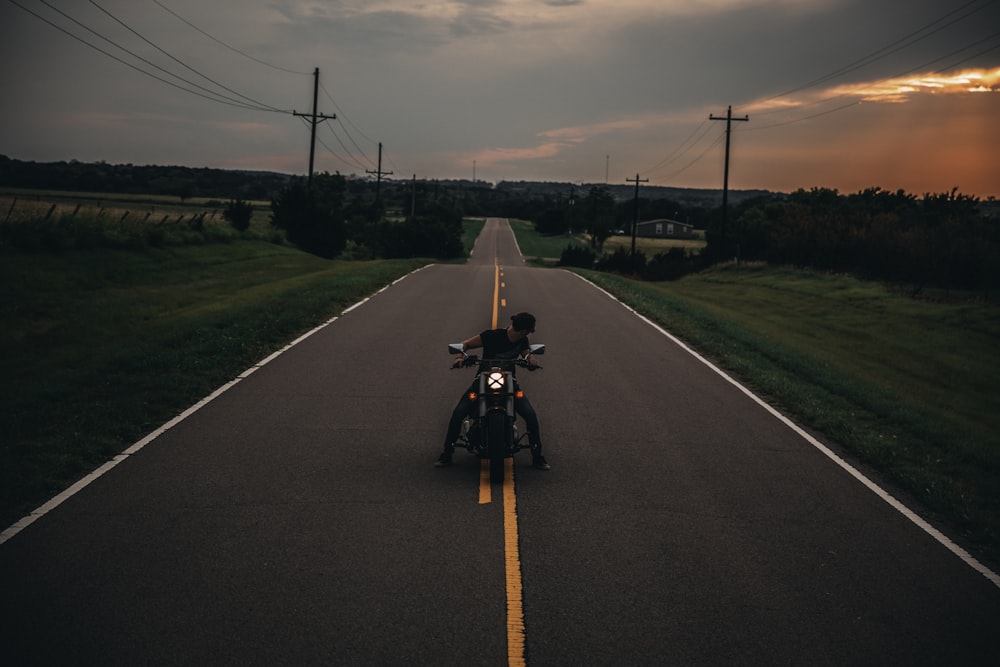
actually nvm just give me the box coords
[434,312,550,470]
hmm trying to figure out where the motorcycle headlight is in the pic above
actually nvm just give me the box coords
[487,371,505,391]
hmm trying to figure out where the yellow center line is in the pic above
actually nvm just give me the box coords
[479,460,492,504]
[504,458,527,667]
[492,258,500,328]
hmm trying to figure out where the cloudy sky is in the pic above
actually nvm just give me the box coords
[2,0,998,197]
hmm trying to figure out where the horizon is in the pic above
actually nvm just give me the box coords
[4,153,996,201]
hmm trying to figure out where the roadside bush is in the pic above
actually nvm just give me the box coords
[0,212,237,252]
[371,215,463,259]
[269,175,346,259]
[223,199,253,232]
[558,244,596,268]
[645,247,694,281]
[596,247,646,276]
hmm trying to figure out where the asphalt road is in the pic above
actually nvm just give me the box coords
[2,218,998,666]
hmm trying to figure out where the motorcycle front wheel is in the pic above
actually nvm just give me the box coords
[486,410,508,484]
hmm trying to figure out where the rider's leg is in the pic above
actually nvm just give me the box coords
[436,384,476,466]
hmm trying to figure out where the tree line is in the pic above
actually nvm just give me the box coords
[5,156,997,294]
[540,184,998,296]
[714,187,999,295]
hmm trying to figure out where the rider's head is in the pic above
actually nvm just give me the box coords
[510,312,536,334]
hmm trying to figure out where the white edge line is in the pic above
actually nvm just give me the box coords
[567,270,1000,590]
[502,218,525,262]
[0,265,432,546]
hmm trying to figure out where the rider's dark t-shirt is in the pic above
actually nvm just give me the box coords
[479,328,529,361]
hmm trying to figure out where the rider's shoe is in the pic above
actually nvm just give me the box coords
[434,451,453,467]
[531,454,551,471]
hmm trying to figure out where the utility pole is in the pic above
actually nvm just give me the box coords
[292,67,336,188]
[365,142,393,213]
[709,105,748,244]
[626,173,648,255]
[410,174,416,219]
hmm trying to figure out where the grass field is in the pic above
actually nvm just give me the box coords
[1,189,274,232]
[505,218,585,259]
[506,218,707,261]
[601,233,707,255]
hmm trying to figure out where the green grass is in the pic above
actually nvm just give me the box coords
[507,218,586,259]
[462,217,487,253]
[0,241,428,527]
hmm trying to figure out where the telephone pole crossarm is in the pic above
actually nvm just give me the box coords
[365,142,393,213]
[294,67,337,186]
[709,105,749,244]
[626,173,649,256]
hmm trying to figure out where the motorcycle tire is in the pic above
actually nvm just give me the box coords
[486,410,508,484]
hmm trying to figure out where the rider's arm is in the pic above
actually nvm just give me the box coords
[453,335,482,366]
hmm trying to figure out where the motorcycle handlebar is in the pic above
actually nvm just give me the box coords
[451,355,542,370]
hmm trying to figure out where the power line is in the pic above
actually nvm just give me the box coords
[306,119,361,172]
[317,122,370,171]
[641,118,712,176]
[150,0,310,76]
[658,131,725,181]
[320,83,378,145]
[747,30,1000,131]
[756,0,996,105]
[318,82,379,168]
[86,0,287,113]
[7,0,282,112]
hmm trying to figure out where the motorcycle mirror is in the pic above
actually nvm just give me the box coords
[448,343,465,355]
[529,344,545,355]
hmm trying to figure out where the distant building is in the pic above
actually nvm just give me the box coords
[633,219,695,239]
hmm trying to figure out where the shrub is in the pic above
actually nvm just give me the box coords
[645,247,692,281]
[596,247,646,276]
[223,199,253,232]
[269,176,347,259]
[558,244,596,268]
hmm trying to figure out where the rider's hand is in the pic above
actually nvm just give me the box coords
[452,357,465,368]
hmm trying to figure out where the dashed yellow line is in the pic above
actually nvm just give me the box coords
[504,458,527,667]
[492,258,500,328]
[479,460,492,504]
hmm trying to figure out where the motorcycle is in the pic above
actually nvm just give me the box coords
[448,342,545,483]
